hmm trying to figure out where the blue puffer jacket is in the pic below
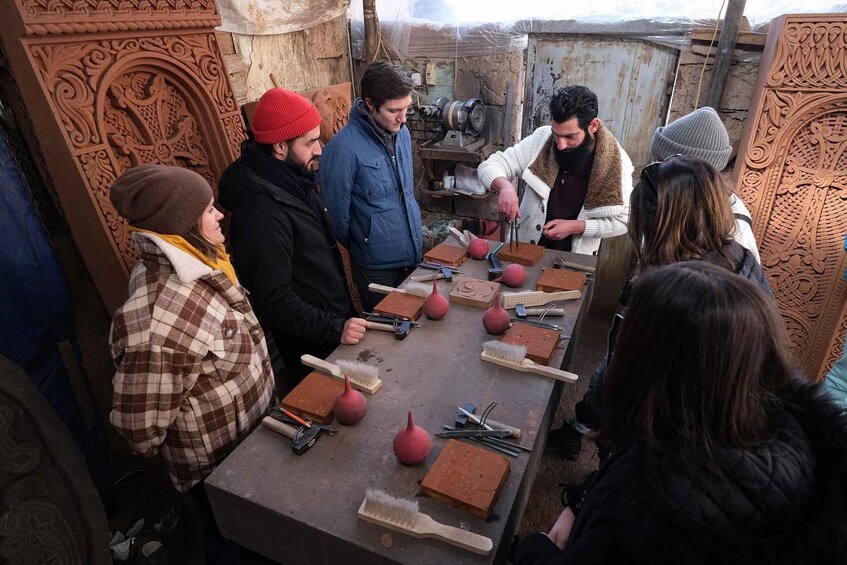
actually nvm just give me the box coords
[320,99,422,270]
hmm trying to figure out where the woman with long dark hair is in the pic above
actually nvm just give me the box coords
[521,262,847,563]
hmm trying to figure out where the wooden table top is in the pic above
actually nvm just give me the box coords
[206,244,596,564]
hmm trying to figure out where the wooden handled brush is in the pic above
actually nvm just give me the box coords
[300,354,383,394]
[480,341,578,383]
[358,489,492,555]
[502,290,581,309]
[448,226,470,249]
[368,282,430,297]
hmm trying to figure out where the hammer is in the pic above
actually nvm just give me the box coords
[261,416,324,455]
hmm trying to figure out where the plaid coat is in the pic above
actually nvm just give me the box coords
[110,232,275,492]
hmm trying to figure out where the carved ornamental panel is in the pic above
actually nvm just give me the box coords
[735,14,847,380]
[0,0,245,312]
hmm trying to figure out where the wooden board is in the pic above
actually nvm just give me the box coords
[449,278,500,309]
[423,242,468,268]
[535,269,587,293]
[281,372,344,425]
[373,291,424,320]
[420,440,510,520]
[497,242,545,266]
[502,323,559,365]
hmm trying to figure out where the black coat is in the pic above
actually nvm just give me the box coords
[218,145,355,385]
[518,380,847,564]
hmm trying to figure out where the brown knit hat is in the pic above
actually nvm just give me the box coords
[110,164,213,235]
[251,88,321,144]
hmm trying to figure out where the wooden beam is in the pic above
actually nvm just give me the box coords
[705,0,747,109]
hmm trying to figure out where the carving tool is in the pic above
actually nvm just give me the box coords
[436,429,514,439]
[269,409,337,436]
[363,312,418,340]
[510,317,562,332]
[280,407,311,428]
[486,243,505,280]
[410,268,452,283]
[502,290,581,309]
[261,416,325,455]
[362,312,421,327]
[455,402,476,428]
[448,226,469,249]
[456,406,522,439]
[515,304,565,318]
[358,489,493,555]
[418,262,465,275]
[300,354,382,394]
[442,425,525,456]
[481,340,578,383]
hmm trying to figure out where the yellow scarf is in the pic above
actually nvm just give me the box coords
[128,227,238,286]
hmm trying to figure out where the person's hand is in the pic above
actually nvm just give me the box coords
[491,178,521,221]
[341,318,367,345]
[542,219,586,241]
[547,506,576,551]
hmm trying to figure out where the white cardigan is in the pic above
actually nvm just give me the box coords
[478,126,634,255]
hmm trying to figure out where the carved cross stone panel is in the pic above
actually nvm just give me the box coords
[734,14,847,380]
[0,0,245,312]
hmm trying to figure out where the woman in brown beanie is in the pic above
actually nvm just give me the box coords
[108,164,275,562]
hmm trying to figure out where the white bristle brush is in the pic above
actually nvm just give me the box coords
[300,355,382,394]
[480,341,578,383]
[368,282,430,298]
[502,290,581,309]
[358,489,492,555]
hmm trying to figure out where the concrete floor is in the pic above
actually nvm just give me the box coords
[518,314,612,537]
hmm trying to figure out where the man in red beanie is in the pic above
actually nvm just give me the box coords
[320,61,423,311]
[219,87,367,391]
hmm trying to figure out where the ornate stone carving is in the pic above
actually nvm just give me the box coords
[15,0,220,36]
[1,0,246,308]
[0,356,110,563]
[302,82,352,146]
[735,14,847,380]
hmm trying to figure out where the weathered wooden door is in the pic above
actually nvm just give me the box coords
[523,35,678,315]
[734,14,847,381]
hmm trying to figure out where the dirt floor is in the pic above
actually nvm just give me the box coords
[518,315,612,538]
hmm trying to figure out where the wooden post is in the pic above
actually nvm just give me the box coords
[705,0,747,109]
[363,0,380,62]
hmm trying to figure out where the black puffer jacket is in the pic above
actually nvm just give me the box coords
[218,142,355,385]
[518,380,847,564]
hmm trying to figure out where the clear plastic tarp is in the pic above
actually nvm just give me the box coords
[348,0,847,58]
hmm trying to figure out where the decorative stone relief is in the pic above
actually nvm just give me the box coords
[1,0,245,311]
[301,82,351,146]
[735,15,847,380]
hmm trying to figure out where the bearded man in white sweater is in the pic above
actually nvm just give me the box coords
[478,85,633,255]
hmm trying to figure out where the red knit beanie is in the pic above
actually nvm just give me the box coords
[251,88,321,144]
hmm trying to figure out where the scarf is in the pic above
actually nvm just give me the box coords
[128,226,238,286]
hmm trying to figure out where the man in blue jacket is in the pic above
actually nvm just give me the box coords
[320,60,423,311]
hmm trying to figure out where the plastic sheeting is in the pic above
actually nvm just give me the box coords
[217,0,348,35]
[348,0,847,58]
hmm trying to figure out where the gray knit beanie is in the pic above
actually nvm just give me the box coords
[651,107,732,170]
[110,164,213,235]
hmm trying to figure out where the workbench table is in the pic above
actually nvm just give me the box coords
[206,247,596,564]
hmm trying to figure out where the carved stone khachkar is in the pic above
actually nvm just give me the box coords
[0,0,245,312]
[734,14,847,380]
[0,355,110,564]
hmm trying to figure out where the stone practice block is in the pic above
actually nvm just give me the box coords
[502,323,559,365]
[449,278,501,309]
[535,269,587,293]
[424,242,468,268]
[497,242,545,266]
[281,372,344,425]
[420,439,510,520]
[373,291,424,320]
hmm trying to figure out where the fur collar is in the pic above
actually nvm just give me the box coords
[132,231,212,284]
[528,122,624,209]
